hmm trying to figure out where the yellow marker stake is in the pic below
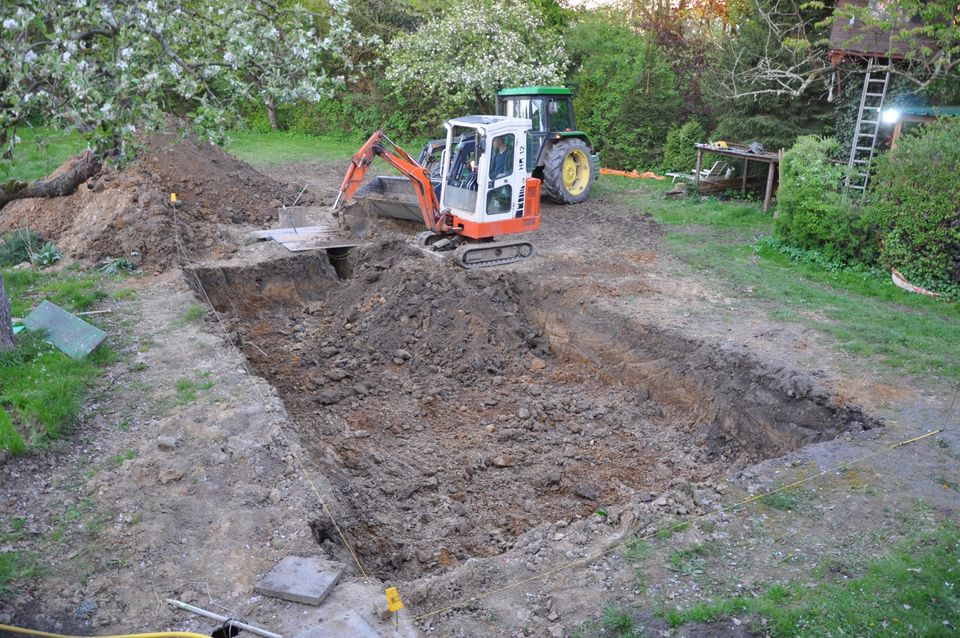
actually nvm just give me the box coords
[386,587,404,612]
[386,587,404,631]
[170,193,177,203]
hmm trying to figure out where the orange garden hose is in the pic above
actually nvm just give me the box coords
[599,168,665,180]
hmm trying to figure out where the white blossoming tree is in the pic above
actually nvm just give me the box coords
[0,0,355,348]
[0,0,353,170]
[385,0,567,129]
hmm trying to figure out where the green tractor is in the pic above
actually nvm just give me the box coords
[495,86,600,204]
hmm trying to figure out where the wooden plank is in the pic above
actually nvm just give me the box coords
[280,240,361,252]
[891,120,903,150]
[267,232,344,243]
[828,0,939,59]
[694,143,780,162]
[695,177,756,194]
[250,225,342,240]
[693,148,703,194]
[764,161,776,213]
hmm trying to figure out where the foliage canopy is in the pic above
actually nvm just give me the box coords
[0,0,355,162]
[384,0,567,129]
[566,12,680,169]
[662,121,706,172]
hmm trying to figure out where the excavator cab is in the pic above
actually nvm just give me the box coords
[439,116,539,236]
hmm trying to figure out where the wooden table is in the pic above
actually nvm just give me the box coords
[693,143,783,212]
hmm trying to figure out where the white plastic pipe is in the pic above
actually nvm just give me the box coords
[165,599,283,638]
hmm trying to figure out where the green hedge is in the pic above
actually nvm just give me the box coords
[239,90,421,141]
[566,13,682,170]
[774,136,877,265]
[870,118,960,298]
[662,121,705,172]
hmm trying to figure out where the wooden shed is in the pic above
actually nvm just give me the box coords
[828,0,938,64]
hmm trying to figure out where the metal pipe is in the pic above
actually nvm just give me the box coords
[165,599,283,638]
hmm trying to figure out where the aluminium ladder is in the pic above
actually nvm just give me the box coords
[846,58,890,193]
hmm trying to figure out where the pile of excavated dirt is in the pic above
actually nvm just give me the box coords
[189,242,877,582]
[0,134,303,269]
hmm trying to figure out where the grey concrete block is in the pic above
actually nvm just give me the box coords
[255,555,344,606]
[294,609,381,638]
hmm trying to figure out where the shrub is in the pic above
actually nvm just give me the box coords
[774,135,877,264]
[0,230,42,267]
[237,86,420,140]
[566,12,682,169]
[869,118,960,298]
[99,257,136,275]
[32,242,62,268]
[711,110,833,154]
[662,121,705,172]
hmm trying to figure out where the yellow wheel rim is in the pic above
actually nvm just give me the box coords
[562,149,590,196]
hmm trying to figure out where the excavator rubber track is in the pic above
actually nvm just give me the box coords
[454,239,534,269]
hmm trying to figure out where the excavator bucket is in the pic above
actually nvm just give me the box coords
[344,175,439,223]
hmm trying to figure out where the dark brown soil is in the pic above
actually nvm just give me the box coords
[189,241,876,582]
[0,135,301,270]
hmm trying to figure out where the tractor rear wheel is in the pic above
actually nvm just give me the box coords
[541,138,593,204]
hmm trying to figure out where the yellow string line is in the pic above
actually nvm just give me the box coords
[170,205,370,582]
[412,427,944,622]
[0,626,210,638]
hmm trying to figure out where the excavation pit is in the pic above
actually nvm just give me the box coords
[188,242,876,581]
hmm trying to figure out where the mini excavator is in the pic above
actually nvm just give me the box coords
[333,116,541,268]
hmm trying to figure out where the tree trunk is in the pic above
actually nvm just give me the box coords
[0,273,14,352]
[0,150,102,210]
[266,97,279,131]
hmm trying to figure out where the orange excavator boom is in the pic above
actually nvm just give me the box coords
[334,131,450,234]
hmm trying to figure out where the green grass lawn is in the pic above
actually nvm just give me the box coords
[662,523,960,636]
[225,130,362,165]
[596,177,960,382]
[1,267,114,454]
[3,127,366,182]
[591,523,960,638]
[3,127,87,183]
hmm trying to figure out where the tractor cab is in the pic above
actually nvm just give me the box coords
[496,86,599,204]
[497,86,574,168]
[497,87,576,132]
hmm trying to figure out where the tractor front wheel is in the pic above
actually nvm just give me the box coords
[541,138,593,204]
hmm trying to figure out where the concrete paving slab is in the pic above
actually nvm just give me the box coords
[294,609,381,638]
[245,578,420,638]
[254,555,344,606]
